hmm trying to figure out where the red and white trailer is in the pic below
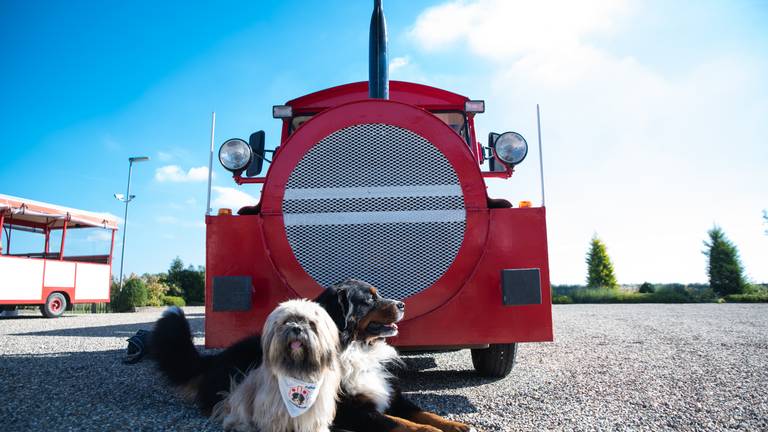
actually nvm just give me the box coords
[0,194,117,317]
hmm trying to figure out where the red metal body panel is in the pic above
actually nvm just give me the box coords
[205,207,552,347]
[205,214,293,347]
[391,207,553,346]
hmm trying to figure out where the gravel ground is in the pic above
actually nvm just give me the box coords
[1,304,767,431]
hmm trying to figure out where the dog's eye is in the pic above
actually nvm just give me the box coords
[309,321,317,331]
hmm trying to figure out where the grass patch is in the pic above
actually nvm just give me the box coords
[552,295,573,304]
[568,288,644,303]
[723,292,768,303]
[556,285,720,304]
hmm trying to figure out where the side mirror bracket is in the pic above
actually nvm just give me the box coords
[486,132,506,172]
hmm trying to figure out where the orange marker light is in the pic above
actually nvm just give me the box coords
[218,208,233,216]
[518,200,532,208]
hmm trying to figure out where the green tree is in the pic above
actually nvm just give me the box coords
[586,235,618,289]
[703,225,748,296]
[113,277,148,312]
[165,258,205,304]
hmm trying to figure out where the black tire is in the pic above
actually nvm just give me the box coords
[471,343,517,378]
[41,292,67,318]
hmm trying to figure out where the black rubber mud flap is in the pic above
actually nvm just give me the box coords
[212,276,253,312]
[501,268,542,305]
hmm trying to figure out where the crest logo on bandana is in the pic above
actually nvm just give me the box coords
[289,384,313,408]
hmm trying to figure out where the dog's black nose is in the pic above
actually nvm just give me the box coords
[290,326,302,336]
[395,301,405,311]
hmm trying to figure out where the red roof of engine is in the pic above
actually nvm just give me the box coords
[286,81,469,112]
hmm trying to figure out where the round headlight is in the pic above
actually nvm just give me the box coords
[494,132,528,165]
[219,138,252,172]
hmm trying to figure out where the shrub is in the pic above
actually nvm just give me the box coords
[553,285,582,296]
[638,282,655,293]
[723,292,768,303]
[113,278,148,312]
[649,287,692,303]
[162,295,187,307]
[552,295,573,304]
[565,286,718,304]
[586,235,618,289]
[143,274,171,306]
[703,225,748,296]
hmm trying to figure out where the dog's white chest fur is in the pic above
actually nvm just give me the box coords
[340,341,398,412]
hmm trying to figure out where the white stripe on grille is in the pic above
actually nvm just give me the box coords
[283,185,462,200]
[284,209,465,226]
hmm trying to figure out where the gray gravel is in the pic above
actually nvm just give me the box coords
[1,304,767,431]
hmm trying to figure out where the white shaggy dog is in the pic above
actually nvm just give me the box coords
[213,299,341,432]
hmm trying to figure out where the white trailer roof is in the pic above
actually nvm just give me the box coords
[0,194,118,230]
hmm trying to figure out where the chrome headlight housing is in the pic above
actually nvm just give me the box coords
[493,132,528,166]
[219,138,252,172]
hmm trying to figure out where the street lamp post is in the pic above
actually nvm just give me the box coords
[115,156,149,291]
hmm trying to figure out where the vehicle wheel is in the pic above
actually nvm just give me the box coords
[41,292,67,318]
[471,343,517,378]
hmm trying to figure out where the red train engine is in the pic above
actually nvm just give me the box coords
[205,1,552,377]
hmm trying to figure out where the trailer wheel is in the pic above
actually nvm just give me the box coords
[471,343,517,378]
[41,292,67,318]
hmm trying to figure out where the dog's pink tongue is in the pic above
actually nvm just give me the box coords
[290,340,303,350]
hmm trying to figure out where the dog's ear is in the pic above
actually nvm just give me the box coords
[335,286,359,346]
[314,284,349,336]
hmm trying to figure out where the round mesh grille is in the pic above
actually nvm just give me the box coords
[282,123,465,300]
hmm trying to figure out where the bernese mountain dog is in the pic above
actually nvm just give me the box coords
[151,278,476,432]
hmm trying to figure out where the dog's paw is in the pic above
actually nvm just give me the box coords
[162,306,184,318]
[438,422,477,432]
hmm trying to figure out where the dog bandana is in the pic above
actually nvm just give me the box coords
[276,374,324,418]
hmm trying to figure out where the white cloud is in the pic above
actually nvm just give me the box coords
[389,56,410,73]
[154,165,211,182]
[411,0,630,61]
[408,0,768,284]
[212,186,258,210]
[157,151,174,161]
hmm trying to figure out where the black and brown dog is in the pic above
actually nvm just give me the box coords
[151,278,475,432]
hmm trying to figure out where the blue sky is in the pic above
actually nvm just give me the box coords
[1,0,766,284]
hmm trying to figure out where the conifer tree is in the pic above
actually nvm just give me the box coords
[586,235,618,289]
[703,225,747,296]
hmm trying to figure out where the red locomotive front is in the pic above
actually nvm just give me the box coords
[205,3,552,377]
